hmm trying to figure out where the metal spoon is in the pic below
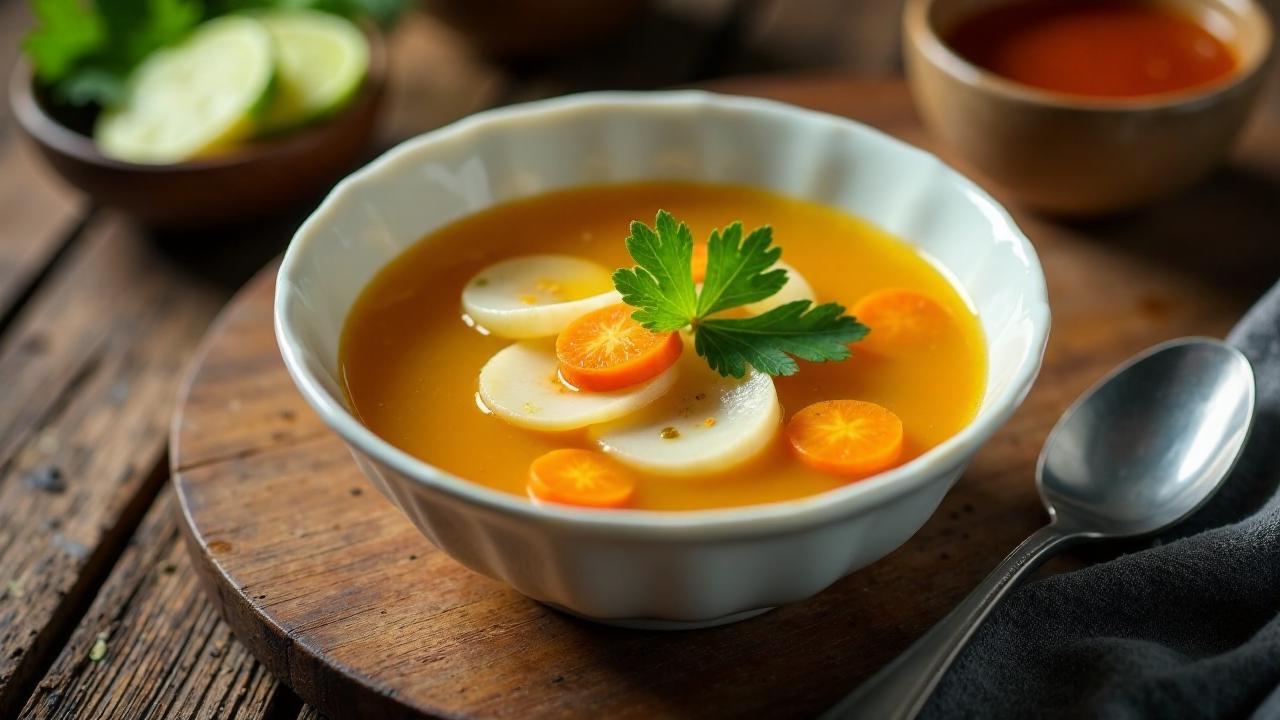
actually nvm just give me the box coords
[824,337,1256,720]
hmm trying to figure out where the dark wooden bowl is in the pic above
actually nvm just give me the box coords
[9,28,387,228]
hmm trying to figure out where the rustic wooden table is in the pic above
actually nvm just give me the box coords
[2,1,1278,718]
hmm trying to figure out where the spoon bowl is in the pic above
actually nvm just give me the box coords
[1039,337,1257,537]
[827,337,1256,720]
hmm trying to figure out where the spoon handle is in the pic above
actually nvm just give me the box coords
[822,524,1079,720]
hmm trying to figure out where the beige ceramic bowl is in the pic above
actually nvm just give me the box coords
[904,0,1274,215]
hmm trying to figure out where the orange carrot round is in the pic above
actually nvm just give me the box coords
[527,449,636,508]
[852,289,953,355]
[556,304,682,392]
[786,400,904,476]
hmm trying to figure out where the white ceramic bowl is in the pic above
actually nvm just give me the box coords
[275,91,1050,628]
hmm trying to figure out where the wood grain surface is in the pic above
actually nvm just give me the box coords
[0,1,84,336]
[0,214,227,713]
[0,12,505,717]
[18,490,286,720]
[169,77,1280,720]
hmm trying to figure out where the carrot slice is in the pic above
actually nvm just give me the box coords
[786,400,904,476]
[853,289,954,355]
[556,304,682,392]
[691,242,708,283]
[528,449,635,508]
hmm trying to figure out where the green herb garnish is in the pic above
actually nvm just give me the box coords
[612,211,869,378]
[24,0,407,107]
[25,0,202,106]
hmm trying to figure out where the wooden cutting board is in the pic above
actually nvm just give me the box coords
[170,77,1280,719]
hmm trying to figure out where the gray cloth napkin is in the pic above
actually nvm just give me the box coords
[924,281,1280,720]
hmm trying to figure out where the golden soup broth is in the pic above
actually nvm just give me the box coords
[340,182,987,510]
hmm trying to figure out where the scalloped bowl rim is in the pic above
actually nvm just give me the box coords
[275,90,1050,539]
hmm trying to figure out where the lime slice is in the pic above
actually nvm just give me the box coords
[95,16,275,164]
[256,10,370,133]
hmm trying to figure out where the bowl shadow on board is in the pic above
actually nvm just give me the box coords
[529,589,910,716]
[1057,165,1280,305]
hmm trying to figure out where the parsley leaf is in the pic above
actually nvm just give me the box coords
[613,211,870,378]
[612,212,698,332]
[697,300,869,378]
[697,222,786,317]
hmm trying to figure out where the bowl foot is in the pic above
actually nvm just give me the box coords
[544,603,775,630]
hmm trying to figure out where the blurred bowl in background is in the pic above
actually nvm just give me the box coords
[9,27,388,229]
[904,0,1274,216]
[423,0,649,59]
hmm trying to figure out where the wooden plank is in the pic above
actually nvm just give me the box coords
[0,213,226,715]
[166,78,1277,719]
[0,142,87,325]
[17,490,286,720]
[3,14,507,717]
[0,0,89,330]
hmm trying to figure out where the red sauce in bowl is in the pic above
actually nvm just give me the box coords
[945,1,1237,98]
